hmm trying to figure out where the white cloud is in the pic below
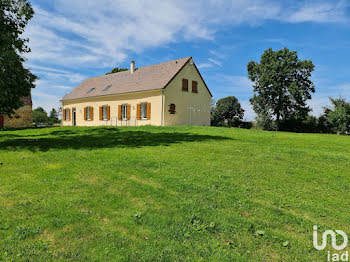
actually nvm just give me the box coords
[199,56,225,70]
[26,0,348,67]
[25,0,349,69]
[29,0,345,70]
[22,0,348,112]
[286,1,349,23]
[209,50,226,59]
[197,63,213,69]
[208,58,222,67]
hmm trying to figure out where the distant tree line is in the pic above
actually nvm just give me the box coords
[105,67,128,75]
[211,47,350,135]
[32,107,61,126]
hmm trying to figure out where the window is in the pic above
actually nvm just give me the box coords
[102,106,108,120]
[103,85,111,91]
[192,81,198,93]
[64,108,70,121]
[140,103,147,119]
[87,88,95,94]
[86,107,93,120]
[169,104,176,114]
[182,79,188,91]
[121,104,128,120]
[99,106,110,121]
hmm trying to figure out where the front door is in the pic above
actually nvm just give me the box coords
[0,115,4,128]
[72,108,76,126]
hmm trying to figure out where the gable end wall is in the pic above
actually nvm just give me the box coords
[163,62,211,126]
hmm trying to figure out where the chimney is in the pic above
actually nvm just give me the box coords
[130,61,135,74]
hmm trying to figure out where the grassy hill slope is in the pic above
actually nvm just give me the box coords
[0,126,349,261]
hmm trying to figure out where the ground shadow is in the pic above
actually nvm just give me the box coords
[0,127,232,152]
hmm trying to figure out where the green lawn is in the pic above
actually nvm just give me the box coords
[0,126,349,261]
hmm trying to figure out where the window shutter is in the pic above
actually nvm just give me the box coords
[99,106,102,120]
[84,107,87,121]
[63,109,66,121]
[182,79,188,91]
[118,105,122,120]
[107,106,110,120]
[68,109,71,121]
[147,103,151,120]
[91,107,94,120]
[137,104,141,120]
[192,81,198,93]
[127,104,131,120]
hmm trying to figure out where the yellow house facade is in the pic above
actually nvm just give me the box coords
[61,57,212,126]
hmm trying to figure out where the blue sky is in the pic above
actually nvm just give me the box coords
[24,0,350,120]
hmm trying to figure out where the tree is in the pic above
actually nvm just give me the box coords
[324,98,350,135]
[212,96,244,127]
[105,67,128,75]
[49,108,59,123]
[32,107,48,124]
[0,0,37,116]
[247,47,315,131]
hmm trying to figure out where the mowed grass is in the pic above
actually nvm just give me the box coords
[0,126,349,261]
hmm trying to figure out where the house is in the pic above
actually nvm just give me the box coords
[61,57,212,126]
[0,96,33,128]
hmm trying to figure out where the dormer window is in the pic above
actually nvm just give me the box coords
[103,85,111,91]
[87,88,95,94]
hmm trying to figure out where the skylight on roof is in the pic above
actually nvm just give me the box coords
[87,88,95,94]
[103,85,111,91]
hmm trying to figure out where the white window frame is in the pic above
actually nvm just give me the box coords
[102,106,108,121]
[140,102,147,120]
[121,104,128,120]
[86,107,92,121]
[65,108,69,121]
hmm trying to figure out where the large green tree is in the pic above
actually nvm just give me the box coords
[212,96,244,127]
[247,48,315,131]
[0,0,37,116]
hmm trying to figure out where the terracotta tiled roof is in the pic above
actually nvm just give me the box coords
[62,57,192,101]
